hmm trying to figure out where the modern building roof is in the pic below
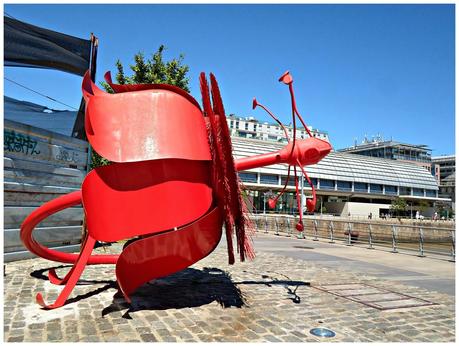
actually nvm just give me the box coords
[432,155,455,161]
[443,173,455,184]
[338,140,431,153]
[4,96,77,136]
[231,137,438,192]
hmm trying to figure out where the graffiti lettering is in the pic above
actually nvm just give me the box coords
[55,149,79,163]
[4,130,41,156]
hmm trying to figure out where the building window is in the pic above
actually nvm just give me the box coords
[281,176,296,186]
[354,182,368,192]
[337,181,352,191]
[311,178,318,187]
[413,188,424,197]
[260,174,279,185]
[235,121,239,128]
[425,189,437,198]
[320,179,335,190]
[399,187,411,195]
[370,184,383,193]
[385,185,397,195]
[245,123,249,130]
[238,172,257,183]
[230,120,234,128]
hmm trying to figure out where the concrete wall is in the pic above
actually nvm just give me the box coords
[325,201,389,218]
[324,201,437,219]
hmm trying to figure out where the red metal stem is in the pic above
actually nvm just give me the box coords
[273,165,292,204]
[293,165,303,224]
[297,159,315,195]
[255,102,290,141]
[288,83,313,138]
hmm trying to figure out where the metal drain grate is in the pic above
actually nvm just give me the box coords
[312,283,437,310]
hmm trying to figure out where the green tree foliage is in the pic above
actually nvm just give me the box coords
[436,203,454,219]
[390,197,407,217]
[417,200,429,214]
[91,45,190,169]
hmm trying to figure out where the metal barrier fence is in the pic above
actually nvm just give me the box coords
[250,214,455,261]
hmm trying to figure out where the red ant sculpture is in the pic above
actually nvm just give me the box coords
[20,70,331,309]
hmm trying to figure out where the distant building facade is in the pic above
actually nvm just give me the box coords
[432,155,455,209]
[338,137,432,171]
[226,115,329,143]
[233,136,446,219]
[432,155,456,180]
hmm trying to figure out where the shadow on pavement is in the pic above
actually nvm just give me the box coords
[102,267,247,318]
[103,268,311,319]
[29,265,118,307]
[30,266,310,318]
[30,265,115,285]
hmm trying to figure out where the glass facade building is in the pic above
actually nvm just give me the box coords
[232,137,443,216]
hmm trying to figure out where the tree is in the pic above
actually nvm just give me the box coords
[390,197,407,218]
[91,45,190,168]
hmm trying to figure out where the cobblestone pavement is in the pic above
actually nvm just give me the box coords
[4,234,455,342]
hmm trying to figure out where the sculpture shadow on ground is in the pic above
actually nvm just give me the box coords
[29,265,117,307]
[102,267,247,318]
[30,265,115,285]
[29,266,309,317]
[102,267,310,319]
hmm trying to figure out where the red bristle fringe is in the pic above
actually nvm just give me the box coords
[200,73,236,264]
[210,73,255,262]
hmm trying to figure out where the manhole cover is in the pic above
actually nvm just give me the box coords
[312,283,436,310]
[310,327,336,338]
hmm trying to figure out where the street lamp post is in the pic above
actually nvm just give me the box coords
[298,168,305,239]
[263,193,266,215]
[300,169,305,214]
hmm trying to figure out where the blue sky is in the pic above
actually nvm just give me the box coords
[4,4,455,155]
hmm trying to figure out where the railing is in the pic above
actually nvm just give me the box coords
[250,214,455,261]
[250,209,455,222]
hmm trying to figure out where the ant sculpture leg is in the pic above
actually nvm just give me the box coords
[36,235,97,309]
[20,190,118,309]
[47,233,92,285]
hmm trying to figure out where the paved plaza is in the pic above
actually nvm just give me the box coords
[3,232,455,342]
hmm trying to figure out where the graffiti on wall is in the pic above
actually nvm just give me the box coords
[4,130,41,156]
[55,149,79,163]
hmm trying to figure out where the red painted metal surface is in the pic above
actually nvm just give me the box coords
[20,69,331,309]
[82,72,211,163]
[116,206,223,301]
[82,159,213,242]
[36,235,97,310]
[104,71,202,110]
[234,137,331,171]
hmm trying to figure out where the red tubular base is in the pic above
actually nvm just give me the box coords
[20,190,118,265]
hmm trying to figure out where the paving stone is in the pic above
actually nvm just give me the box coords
[3,239,455,342]
[7,335,24,342]
[140,333,157,342]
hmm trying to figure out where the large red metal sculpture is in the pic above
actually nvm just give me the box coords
[20,70,331,309]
